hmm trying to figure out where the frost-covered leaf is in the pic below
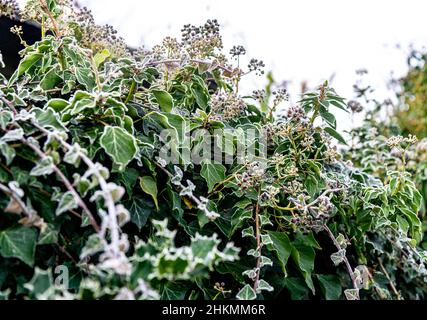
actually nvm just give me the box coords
[56,191,78,216]
[256,279,274,293]
[38,224,58,245]
[261,234,273,246]
[1,128,24,142]
[152,90,174,112]
[0,142,16,165]
[80,234,104,260]
[236,284,256,300]
[0,110,12,130]
[330,249,346,266]
[30,156,55,176]
[242,226,255,238]
[344,288,360,300]
[100,126,138,170]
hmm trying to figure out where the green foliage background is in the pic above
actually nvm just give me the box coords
[0,0,425,300]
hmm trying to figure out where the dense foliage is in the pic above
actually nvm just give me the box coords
[0,0,425,300]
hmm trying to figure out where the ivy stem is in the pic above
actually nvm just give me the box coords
[253,190,262,293]
[147,58,234,74]
[323,225,359,294]
[377,257,402,300]
[38,0,61,38]
[20,136,100,233]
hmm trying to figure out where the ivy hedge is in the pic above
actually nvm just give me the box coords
[0,0,426,300]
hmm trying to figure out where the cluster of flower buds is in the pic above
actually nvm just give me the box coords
[75,6,128,57]
[315,196,334,219]
[252,89,266,104]
[272,88,289,106]
[386,135,418,149]
[0,0,20,19]
[286,105,307,122]
[248,58,265,76]
[181,19,222,58]
[282,180,303,197]
[235,161,265,190]
[260,185,280,203]
[209,92,246,120]
[230,45,246,58]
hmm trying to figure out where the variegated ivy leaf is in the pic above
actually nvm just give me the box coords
[30,156,55,176]
[242,226,255,238]
[242,268,258,280]
[56,191,78,216]
[100,126,138,170]
[64,143,86,167]
[261,234,273,246]
[90,182,125,203]
[259,214,273,226]
[0,142,16,165]
[236,284,257,300]
[256,279,274,293]
[80,234,104,260]
[1,128,24,142]
[344,288,360,300]
[336,233,348,249]
[247,249,260,257]
[330,249,346,266]
[354,265,370,289]
[260,256,273,267]
[8,181,24,197]
[0,110,13,130]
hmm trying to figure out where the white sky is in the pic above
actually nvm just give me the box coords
[16,0,427,129]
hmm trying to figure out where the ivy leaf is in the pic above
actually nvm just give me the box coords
[283,277,309,300]
[40,68,61,91]
[11,53,43,82]
[200,162,226,192]
[236,284,257,300]
[0,110,13,130]
[24,268,53,298]
[56,191,78,216]
[139,176,159,210]
[256,279,274,293]
[32,107,67,132]
[324,127,347,145]
[152,90,174,112]
[30,156,55,176]
[267,231,293,274]
[317,274,342,300]
[0,142,16,165]
[0,226,37,267]
[125,197,152,230]
[93,49,111,67]
[291,242,316,294]
[38,224,58,245]
[100,126,138,170]
[75,67,96,91]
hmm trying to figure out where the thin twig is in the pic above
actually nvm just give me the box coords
[20,136,100,232]
[377,257,402,300]
[323,225,359,292]
[253,195,262,293]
